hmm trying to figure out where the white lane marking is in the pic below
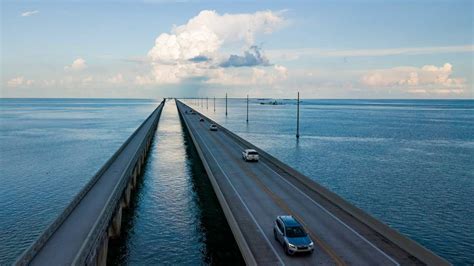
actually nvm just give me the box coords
[183,106,285,266]
[225,135,400,265]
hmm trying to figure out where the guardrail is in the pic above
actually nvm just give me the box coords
[176,99,450,266]
[16,100,165,265]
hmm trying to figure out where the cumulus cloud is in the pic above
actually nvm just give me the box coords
[148,10,283,63]
[220,45,270,68]
[361,63,465,94]
[7,76,34,87]
[64,58,87,71]
[21,10,39,17]
[141,10,285,84]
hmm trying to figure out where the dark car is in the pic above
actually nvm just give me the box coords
[199,117,204,122]
[274,215,314,255]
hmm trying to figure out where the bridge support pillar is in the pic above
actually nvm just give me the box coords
[132,168,138,188]
[121,183,132,209]
[108,206,122,239]
[96,234,108,266]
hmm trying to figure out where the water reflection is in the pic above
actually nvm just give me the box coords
[108,101,243,265]
[182,118,244,265]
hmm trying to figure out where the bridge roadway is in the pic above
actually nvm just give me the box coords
[17,101,165,265]
[177,100,449,266]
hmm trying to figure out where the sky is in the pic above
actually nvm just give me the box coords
[1,0,473,99]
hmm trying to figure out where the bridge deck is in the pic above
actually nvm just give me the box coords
[21,102,164,265]
[177,100,447,266]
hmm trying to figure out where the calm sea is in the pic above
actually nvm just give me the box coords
[1,98,473,265]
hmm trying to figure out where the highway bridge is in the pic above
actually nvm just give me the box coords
[16,101,165,266]
[176,100,449,266]
[14,99,449,265]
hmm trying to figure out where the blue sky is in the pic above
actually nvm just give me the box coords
[1,0,473,98]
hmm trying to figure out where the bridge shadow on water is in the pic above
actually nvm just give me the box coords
[107,101,243,265]
[180,116,244,265]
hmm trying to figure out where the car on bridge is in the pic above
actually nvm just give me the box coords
[274,215,314,255]
[199,117,205,122]
[242,149,259,162]
[209,124,218,131]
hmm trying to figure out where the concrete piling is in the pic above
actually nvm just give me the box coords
[96,235,108,266]
[108,207,122,239]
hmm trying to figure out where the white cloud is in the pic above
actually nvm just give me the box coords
[361,63,466,94]
[21,10,39,17]
[64,58,87,71]
[148,10,283,63]
[7,76,34,87]
[142,10,285,85]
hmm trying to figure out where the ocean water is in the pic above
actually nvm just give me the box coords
[183,98,474,265]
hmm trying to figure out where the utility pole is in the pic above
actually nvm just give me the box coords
[206,97,208,110]
[246,94,249,123]
[213,97,216,112]
[225,93,228,116]
[296,92,300,139]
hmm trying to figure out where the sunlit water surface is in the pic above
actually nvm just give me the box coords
[107,100,242,264]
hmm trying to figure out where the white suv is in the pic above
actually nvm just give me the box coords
[242,149,259,162]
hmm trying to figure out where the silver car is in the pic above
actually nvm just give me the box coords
[242,149,259,162]
[274,215,314,255]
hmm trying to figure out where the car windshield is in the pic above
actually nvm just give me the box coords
[286,226,307,238]
[248,151,258,155]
